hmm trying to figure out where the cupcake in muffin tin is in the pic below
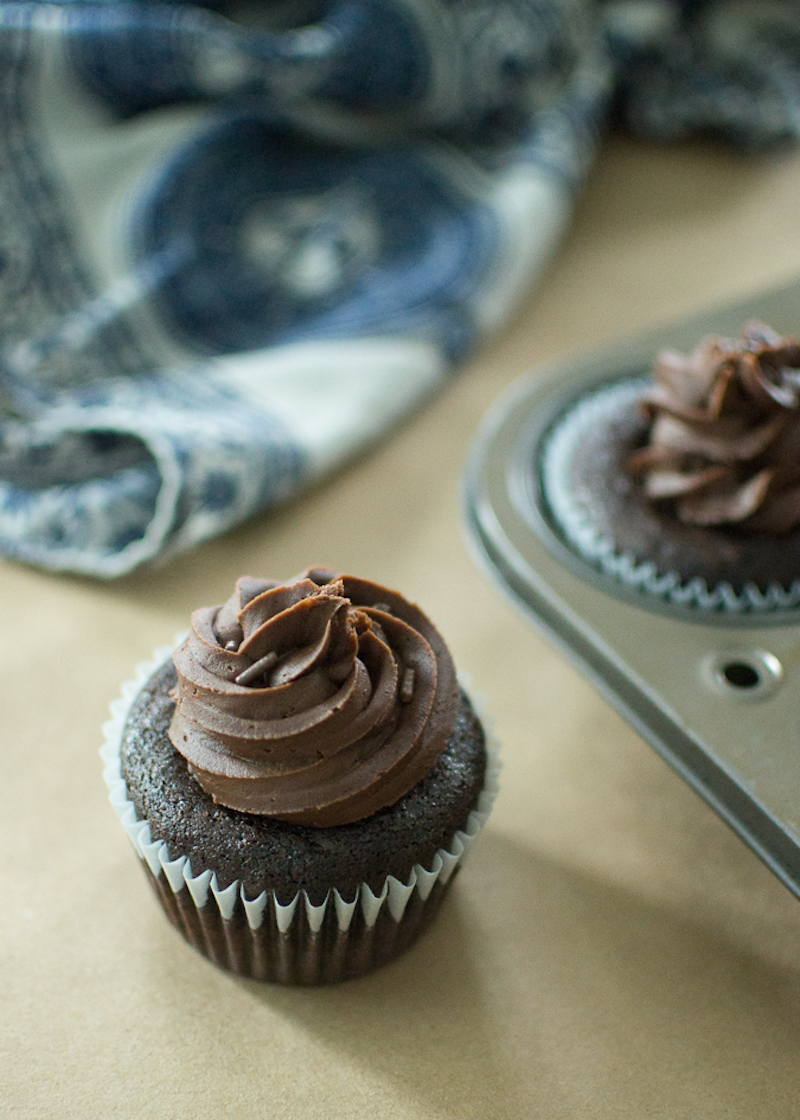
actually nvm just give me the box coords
[102,568,498,985]
[540,322,800,612]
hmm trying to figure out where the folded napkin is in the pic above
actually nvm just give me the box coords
[0,0,796,577]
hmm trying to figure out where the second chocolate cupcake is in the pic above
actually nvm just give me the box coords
[540,321,800,611]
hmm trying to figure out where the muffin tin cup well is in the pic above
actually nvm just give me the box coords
[101,646,500,986]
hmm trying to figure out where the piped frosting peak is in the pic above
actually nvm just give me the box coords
[628,321,800,532]
[168,568,459,826]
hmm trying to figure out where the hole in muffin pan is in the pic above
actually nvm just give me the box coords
[703,649,783,701]
[722,662,759,689]
[464,276,800,902]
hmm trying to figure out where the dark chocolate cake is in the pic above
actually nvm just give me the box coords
[120,659,487,906]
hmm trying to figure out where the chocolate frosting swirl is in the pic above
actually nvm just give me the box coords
[168,568,459,827]
[628,321,800,533]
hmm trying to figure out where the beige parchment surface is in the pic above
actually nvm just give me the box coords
[5,137,800,1119]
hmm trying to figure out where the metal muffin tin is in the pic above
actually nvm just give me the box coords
[464,279,800,899]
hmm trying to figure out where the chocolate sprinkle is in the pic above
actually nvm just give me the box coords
[235,650,278,687]
[400,667,415,703]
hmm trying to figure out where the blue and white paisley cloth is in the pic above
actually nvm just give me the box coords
[0,0,797,576]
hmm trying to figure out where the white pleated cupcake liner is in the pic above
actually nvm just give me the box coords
[540,378,800,613]
[101,645,500,979]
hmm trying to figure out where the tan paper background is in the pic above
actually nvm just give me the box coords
[5,137,800,1118]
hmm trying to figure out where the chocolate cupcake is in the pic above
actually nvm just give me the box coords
[540,322,800,611]
[102,568,497,984]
